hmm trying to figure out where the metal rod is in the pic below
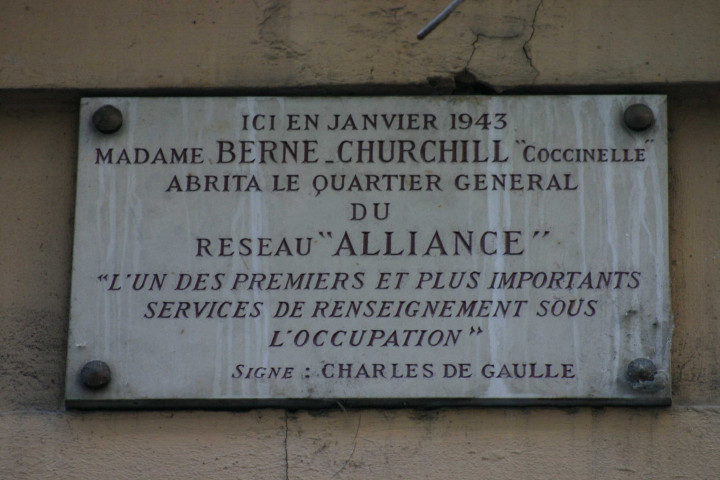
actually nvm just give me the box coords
[417,0,466,40]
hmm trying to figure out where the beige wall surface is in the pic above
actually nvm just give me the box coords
[1,0,720,91]
[1,1,720,479]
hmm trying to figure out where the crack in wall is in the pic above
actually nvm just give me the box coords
[459,0,542,92]
[284,412,289,480]
[463,31,523,73]
[523,0,544,80]
[463,33,482,72]
[331,414,361,478]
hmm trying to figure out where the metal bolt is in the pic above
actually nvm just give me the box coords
[92,105,123,134]
[623,103,655,131]
[626,358,657,383]
[80,360,112,389]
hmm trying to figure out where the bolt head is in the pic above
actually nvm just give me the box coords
[626,358,657,382]
[92,105,123,134]
[80,360,112,389]
[623,103,655,131]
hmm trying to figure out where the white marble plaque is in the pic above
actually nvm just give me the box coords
[66,96,671,407]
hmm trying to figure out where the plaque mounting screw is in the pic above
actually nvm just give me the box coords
[80,360,112,390]
[626,358,657,387]
[92,105,123,134]
[623,103,655,131]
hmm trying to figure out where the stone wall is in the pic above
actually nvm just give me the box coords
[1,2,719,478]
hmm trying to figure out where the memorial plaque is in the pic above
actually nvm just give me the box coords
[66,96,671,407]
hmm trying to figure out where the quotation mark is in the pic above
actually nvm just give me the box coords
[469,326,483,336]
